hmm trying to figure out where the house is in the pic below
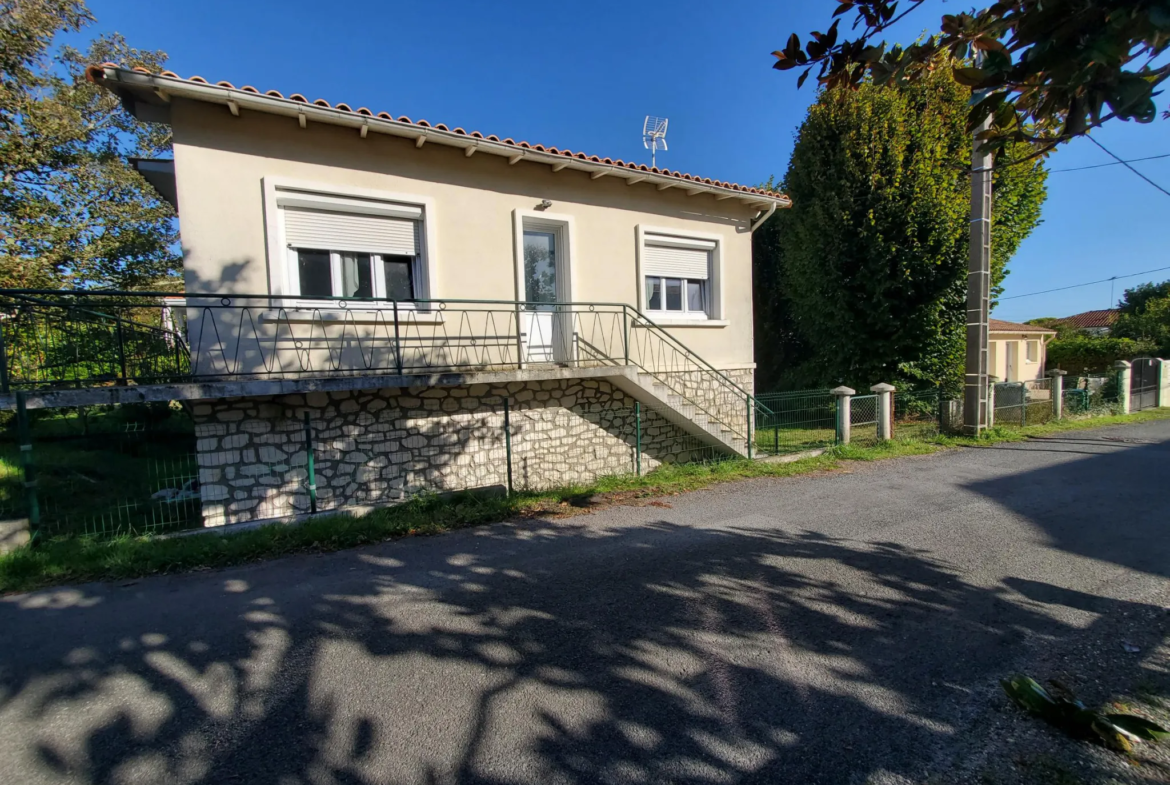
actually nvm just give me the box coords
[78,64,789,525]
[988,319,1057,382]
[1056,308,1118,336]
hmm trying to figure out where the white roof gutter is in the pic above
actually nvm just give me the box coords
[94,67,791,212]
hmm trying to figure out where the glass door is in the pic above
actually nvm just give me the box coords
[522,229,562,364]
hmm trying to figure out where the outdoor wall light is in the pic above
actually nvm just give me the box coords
[537,199,553,211]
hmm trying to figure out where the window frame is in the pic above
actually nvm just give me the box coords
[262,178,438,312]
[644,275,708,317]
[636,225,726,325]
[1025,339,1039,363]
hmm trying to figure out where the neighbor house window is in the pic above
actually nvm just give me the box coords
[280,195,426,302]
[642,233,715,319]
[1025,340,1039,363]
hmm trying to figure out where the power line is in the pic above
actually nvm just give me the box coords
[1000,265,1170,301]
[1048,152,1170,173]
[1085,136,1170,197]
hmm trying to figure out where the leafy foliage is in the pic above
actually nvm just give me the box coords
[754,64,1046,392]
[1113,279,1170,355]
[1046,335,1156,372]
[773,1,1170,155]
[0,0,179,290]
[1002,674,1169,753]
[1024,317,1079,339]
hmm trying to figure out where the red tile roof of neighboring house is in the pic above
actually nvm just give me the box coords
[989,318,1057,334]
[86,64,790,204]
[1058,309,1119,330]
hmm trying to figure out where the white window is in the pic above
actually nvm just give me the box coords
[641,232,715,319]
[276,189,429,304]
[1025,340,1039,363]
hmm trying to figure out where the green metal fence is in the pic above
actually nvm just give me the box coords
[753,389,838,455]
[893,388,942,440]
[993,379,1055,428]
[6,393,736,544]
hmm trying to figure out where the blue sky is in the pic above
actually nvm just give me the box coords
[85,0,1169,322]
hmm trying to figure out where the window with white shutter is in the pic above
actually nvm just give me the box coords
[642,233,715,319]
[276,191,427,303]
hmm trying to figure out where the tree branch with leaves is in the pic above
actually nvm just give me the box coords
[773,1,1170,156]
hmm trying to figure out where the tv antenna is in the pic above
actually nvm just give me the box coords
[643,115,668,168]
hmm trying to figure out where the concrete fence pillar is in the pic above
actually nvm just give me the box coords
[987,377,997,429]
[870,383,895,441]
[831,386,855,445]
[1159,359,1169,408]
[1049,369,1067,419]
[1114,360,1132,414]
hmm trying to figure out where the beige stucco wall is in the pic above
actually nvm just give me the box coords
[168,98,759,370]
[989,333,1050,382]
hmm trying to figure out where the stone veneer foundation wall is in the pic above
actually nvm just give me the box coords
[657,367,756,438]
[191,378,718,527]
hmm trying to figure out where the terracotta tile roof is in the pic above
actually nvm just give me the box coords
[87,64,789,203]
[1058,309,1118,330]
[989,318,1057,334]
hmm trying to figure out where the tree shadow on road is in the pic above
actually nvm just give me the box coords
[3,509,1166,785]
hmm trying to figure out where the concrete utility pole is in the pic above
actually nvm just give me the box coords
[963,73,994,435]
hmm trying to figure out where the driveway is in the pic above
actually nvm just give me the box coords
[2,421,1168,785]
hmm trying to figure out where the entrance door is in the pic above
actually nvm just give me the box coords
[521,229,562,364]
[1005,341,1018,382]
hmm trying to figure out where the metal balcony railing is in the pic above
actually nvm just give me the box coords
[0,289,767,452]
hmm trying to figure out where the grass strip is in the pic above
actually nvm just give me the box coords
[2,408,1167,593]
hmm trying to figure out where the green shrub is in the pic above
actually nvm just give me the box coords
[1047,336,1156,373]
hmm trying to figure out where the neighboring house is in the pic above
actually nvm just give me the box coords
[1055,308,1118,336]
[78,64,790,526]
[988,319,1056,382]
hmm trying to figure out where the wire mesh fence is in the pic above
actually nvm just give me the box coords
[893,388,942,440]
[6,392,738,544]
[1060,374,1124,418]
[993,379,1054,428]
[849,394,880,446]
[754,390,837,455]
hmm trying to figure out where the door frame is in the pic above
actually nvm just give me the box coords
[512,209,577,365]
[512,209,576,304]
[1005,340,1019,382]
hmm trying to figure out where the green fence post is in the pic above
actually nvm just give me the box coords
[303,411,317,514]
[503,397,513,495]
[773,412,779,455]
[15,391,40,538]
[746,396,753,460]
[635,401,642,476]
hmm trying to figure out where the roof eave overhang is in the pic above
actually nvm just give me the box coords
[92,66,791,211]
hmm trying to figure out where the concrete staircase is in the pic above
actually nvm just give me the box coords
[607,368,749,458]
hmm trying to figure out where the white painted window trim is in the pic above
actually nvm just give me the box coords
[512,209,577,303]
[636,224,726,326]
[1025,339,1040,363]
[261,177,441,321]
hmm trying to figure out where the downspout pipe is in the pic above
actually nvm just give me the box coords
[750,202,778,232]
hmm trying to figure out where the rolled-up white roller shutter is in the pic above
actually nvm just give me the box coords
[283,207,419,256]
[643,234,713,280]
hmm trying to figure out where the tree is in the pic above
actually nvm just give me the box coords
[1113,279,1170,355]
[754,62,1047,391]
[0,0,178,291]
[1024,317,1078,340]
[772,1,1169,156]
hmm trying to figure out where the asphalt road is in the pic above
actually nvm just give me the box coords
[2,421,1168,785]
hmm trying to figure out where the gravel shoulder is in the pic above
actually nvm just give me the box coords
[1,420,1168,785]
